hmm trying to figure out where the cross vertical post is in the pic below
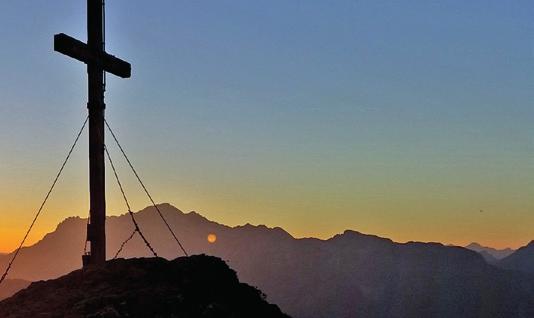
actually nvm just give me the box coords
[87,0,106,266]
[54,0,131,267]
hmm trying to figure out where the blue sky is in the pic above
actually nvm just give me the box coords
[0,1,533,250]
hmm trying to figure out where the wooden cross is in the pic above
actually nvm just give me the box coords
[54,0,131,267]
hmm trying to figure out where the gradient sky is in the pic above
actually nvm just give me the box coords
[0,0,533,252]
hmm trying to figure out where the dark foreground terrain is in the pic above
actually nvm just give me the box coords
[0,279,30,301]
[0,255,289,318]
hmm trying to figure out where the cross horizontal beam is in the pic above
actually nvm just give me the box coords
[54,33,131,78]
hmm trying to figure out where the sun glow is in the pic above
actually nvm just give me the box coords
[207,233,217,244]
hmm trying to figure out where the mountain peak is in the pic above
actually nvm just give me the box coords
[137,203,184,214]
[56,216,84,228]
[234,223,293,239]
[466,242,482,249]
[465,242,515,261]
[333,229,393,244]
[343,229,363,236]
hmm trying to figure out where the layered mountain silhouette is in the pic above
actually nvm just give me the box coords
[497,241,534,274]
[2,204,534,318]
[0,255,289,318]
[465,243,515,264]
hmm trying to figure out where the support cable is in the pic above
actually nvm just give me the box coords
[104,145,158,258]
[104,119,188,256]
[113,229,136,259]
[0,117,88,286]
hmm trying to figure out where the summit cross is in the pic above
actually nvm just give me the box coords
[54,0,131,267]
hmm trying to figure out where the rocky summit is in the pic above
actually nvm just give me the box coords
[0,255,290,318]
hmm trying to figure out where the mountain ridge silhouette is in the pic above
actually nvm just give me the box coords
[498,241,534,274]
[2,203,534,318]
[465,242,515,263]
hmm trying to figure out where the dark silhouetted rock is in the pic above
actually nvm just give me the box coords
[0,255,290,318]
[0,279,30,301]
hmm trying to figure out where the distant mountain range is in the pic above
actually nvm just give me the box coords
[2,204,534,317]
[465,242,515,264]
